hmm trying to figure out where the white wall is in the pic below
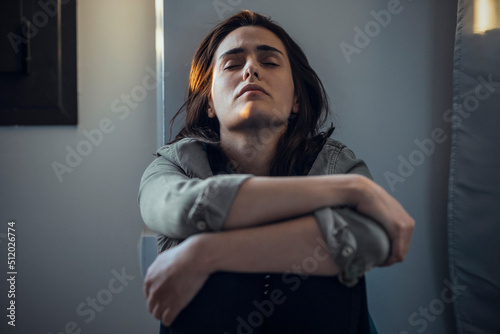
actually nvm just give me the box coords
[0,0,159,333]
[164,1,457,333]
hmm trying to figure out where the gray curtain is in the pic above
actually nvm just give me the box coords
[449,0,500,332]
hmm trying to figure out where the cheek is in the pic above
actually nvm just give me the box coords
[279,75,295,105]
[211,75,227,104]
[276,67,294,94]
[212,75,238,110]
[210,78,222,109]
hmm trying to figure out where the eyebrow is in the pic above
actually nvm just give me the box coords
[218,44,284,60]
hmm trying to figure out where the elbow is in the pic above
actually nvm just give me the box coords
[331,208,391,286]
[341,208,390,267]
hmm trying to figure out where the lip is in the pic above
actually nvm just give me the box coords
[238,84,269,97]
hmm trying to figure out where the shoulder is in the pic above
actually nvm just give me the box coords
[322,137,347,151]
[309,138,372,178]
[156,138,204,159]
[314,137,351,165]
[154,138,213,178]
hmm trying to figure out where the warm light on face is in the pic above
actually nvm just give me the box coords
[208,26,296,133]
[239,103,251,119]
[473,0,500,33]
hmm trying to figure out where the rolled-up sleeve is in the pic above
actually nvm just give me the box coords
[314,206,390,287]
[312,141,390,286]
[138,143,252,239]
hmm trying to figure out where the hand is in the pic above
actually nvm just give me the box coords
[144,235,210,326]
[351,175,415,266]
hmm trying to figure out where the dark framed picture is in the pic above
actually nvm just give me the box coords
[0,0,77,125]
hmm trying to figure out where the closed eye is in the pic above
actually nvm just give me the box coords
[224,64,242,70]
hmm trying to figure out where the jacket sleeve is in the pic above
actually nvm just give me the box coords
[314,144,391,286]
[138,144,253,239]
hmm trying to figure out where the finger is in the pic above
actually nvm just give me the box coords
[154,300,172,321]
[393,238,405,263]
[144,268,156,299]
[383,237,403,266]
[161,307,176,327]
[147,296,156,315]
[397,221,414,260]
[147,290,160,314]
[380,242,395,267]
[143,280,150,298]
[151,303,161,320]
[389,228,411,265]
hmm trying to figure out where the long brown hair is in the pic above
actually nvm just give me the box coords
[170,10,334,176]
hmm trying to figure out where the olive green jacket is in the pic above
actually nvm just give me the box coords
[138,137,390,286]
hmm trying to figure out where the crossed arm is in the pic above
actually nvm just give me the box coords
[141,170,414,326]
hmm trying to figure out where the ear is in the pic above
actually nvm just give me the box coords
[207,97,216,118]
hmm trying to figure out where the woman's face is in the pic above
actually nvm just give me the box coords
[208,26,298,133]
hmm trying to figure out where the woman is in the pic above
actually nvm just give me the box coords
[139,10,414,334]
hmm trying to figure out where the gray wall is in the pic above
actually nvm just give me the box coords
[0,0,159,333]
[164,1,457,333]
[0,1,459,333]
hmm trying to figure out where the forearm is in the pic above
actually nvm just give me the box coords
[195,215,339,276]
[144,215,336,327]
[224,174,360,230]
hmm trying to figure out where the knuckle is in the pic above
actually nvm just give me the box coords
[143,279,151,291]
[409,219,416,229]
[144,273,155,286]
[148,284,157,296]
[393,222,404,234]
[149,286,161,304]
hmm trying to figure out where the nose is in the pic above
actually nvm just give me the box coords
[243,59,260,81]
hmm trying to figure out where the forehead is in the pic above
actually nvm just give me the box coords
[214,26,287,61]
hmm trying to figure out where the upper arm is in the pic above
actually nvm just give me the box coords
[334,147,373,180]
[138,150,252,238]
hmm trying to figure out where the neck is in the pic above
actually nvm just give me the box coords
[220,126,286,176]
